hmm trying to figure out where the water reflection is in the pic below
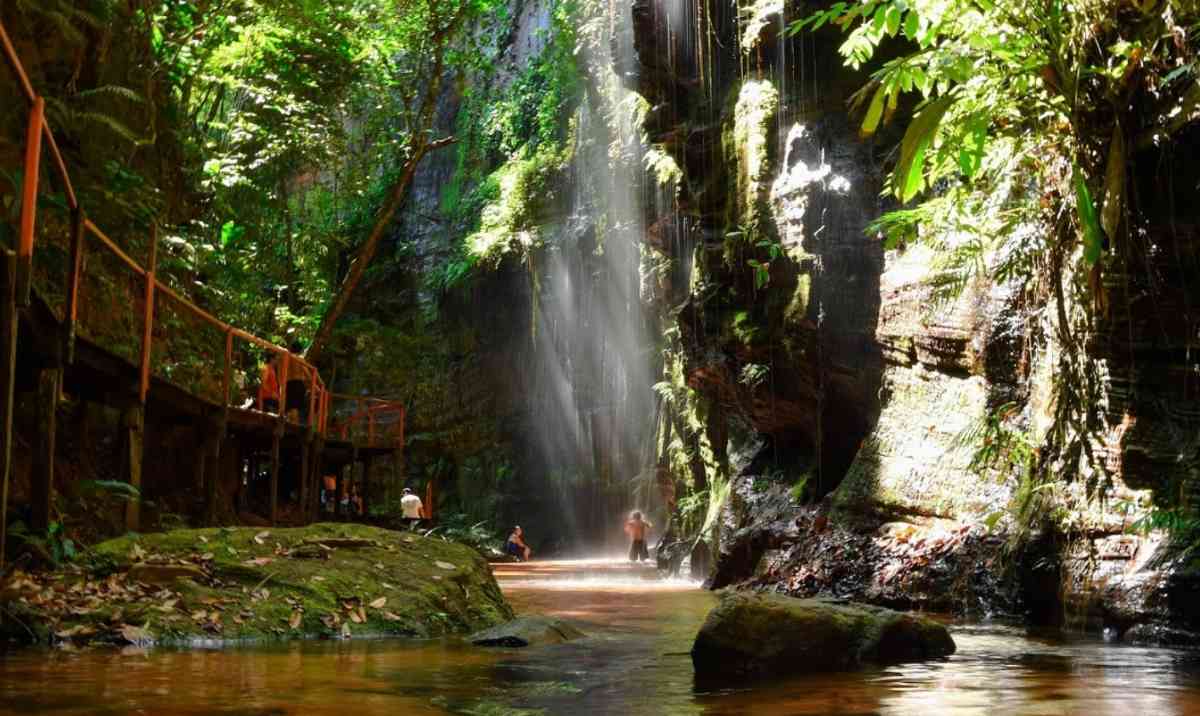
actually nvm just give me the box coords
[1,559,1198,715]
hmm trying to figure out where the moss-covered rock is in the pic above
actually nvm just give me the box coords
[2,523,513,647]
[691,591,954,679]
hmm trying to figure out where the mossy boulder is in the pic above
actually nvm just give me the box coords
[691,591,954,679]
[3,523,513,647]
[469,615,586,647]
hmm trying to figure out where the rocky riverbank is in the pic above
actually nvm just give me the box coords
[708,474,1200,646]
[0,523,513,647]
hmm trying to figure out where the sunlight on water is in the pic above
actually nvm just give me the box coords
[493,557,702,591]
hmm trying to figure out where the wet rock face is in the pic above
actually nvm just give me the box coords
[713,478,1022,616]
[708,474,802,589]
[1059,533,1200,642]
[691,591,955,679]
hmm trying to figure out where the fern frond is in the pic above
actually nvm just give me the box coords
[74,111,143,145]
[77,85,147,104]
[69,7,105,30]
[42,96,72,126]
[40,10,86,46]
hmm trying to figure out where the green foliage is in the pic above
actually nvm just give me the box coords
[790,473,810,504]
[739,362,770,389]
[7,521,78,566]
[746,236,784,289]
[792,0,1199,261]
[731,309,762,345]
[796,0,1200,515]
[1128,506,1200,538]
[441,0,583,273]
[76,480,141,503]
[957,402,1034,478]
[424,512,504,554]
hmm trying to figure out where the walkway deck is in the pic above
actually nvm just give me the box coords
[0,18,407,565]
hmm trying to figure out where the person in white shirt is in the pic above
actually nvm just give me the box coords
[400,487,424,529]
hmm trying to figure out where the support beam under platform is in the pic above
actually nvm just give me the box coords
[31,367,60,531]
[122,404,144,532]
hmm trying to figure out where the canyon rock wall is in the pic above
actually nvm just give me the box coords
[630,0,1200,642]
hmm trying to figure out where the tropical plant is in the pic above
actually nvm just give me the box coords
[793,0,1200,512]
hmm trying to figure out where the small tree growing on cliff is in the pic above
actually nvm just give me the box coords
[304,0,500,365]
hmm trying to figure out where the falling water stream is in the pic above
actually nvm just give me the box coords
[2,561,1199,715]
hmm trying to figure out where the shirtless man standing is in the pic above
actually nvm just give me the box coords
[625,511,652,562]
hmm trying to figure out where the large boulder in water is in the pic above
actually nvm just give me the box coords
[692,591,955,678]
[469,616,586,647]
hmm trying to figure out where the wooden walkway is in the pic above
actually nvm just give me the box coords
[0,19,410,566]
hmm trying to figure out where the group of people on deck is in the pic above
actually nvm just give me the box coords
[503,511,653,563]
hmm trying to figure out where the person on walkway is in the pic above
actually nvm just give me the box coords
[625,511,652,563]
[284,341,308,425]
[339,482,363,516]
[321,474,337,513]
[400,487,424,529]
[505,526,531,561]
[257,352,280,413]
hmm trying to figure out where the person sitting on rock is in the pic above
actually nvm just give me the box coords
[505,526,531,561]
[625,511,652,563]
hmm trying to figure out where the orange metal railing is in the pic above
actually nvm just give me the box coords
[1,18,399,444]
[327,395,406,449]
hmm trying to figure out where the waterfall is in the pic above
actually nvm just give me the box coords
[519,0,665,555]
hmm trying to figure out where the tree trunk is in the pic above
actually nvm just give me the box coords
[304,138,452,365]
[304,3,468,365]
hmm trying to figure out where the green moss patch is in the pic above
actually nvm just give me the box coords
[1,523,513,647]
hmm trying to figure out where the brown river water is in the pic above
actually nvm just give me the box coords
[1,558,1198,715]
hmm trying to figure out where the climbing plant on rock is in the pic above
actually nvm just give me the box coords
[793,0,1200,513]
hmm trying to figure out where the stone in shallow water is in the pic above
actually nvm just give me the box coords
[691,591,955,679]
[470,616,586,648]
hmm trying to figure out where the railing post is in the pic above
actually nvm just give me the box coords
[31,367,59,531]
[308,369,318,431]
[64,207,84,364]
[0,252,17,570]
[279,351,290,420]
[138,223,158,404]
[17,96,43,307]
[222,330,233,409]
[270,350,289,525]
[425,479,434,522]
